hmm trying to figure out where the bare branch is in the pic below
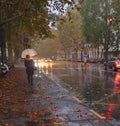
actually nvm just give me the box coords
[0,11,25,26]
[0,0,19,5]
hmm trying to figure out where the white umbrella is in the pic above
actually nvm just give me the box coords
[21,49,37,58]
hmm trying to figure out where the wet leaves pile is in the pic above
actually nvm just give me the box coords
[0,69,63,126]
[0,66,116,126]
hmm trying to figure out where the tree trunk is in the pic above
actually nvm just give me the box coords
[8,43,14,67]
[104,47,108,70]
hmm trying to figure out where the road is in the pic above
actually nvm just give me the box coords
[37,61,120,121]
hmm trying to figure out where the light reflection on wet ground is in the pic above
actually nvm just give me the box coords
[38,61,120,120]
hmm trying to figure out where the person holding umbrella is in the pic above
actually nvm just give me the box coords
[24,55,35,85]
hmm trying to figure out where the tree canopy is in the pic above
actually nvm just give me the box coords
[58,8,83,59]
[0,0,84,38]
[81,0,120,58]
[0,0,84,63]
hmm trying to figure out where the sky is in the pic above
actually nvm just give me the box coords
[47,0,68,15]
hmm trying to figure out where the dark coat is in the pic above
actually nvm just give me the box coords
[24,59,34,74]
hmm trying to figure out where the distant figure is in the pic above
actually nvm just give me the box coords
[24,55,35,85]
[83,57,87,66]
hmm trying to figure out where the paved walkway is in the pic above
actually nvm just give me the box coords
[0,62,119,126]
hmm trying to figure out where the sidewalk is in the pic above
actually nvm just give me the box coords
[0,62,119,126]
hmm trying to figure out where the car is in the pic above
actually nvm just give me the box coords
[45,58,52,62]
[0,63,9,76]
[104,58,120,71]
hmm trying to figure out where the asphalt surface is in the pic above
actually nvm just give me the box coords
[0,62,119,126]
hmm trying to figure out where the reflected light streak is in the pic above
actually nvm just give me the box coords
[36,61,53,75]
[114,73,120,93]
[106,103,114,119]
[45,63,48,68]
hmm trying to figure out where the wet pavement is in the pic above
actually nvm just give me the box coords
[41,61,120,122]
[0,62,120,126]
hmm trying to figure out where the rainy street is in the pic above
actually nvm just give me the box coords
[2,0,120,125]
[40,61,120,121]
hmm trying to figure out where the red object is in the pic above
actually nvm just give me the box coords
[108,17,113,23]
[114,61,118,65]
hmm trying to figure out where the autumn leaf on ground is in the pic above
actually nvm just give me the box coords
[45,96,51,100]
[75,108,82,112]
[1,107,9,114]
[0,90,3,98]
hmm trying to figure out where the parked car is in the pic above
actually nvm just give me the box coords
[0,63,9,76]
[104,57,120,71]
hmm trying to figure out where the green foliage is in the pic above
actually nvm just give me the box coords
[0,0,64,40]
[58,9,83,54]
[30,30,61,58]
[81,0,120,58]
[81,0,104,43]
[0,0,85,61]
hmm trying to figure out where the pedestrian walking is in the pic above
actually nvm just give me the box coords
[83,57,87,66]
[24,55,35,85]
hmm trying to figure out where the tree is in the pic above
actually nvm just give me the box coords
[0,0,84,37]
[0,0,51,64]
[0,0,84,63]
[81,0,120,60]
[58,9,83,60]
[58,16,73,59]
[30,30,61,58]
[111,0,120,56]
